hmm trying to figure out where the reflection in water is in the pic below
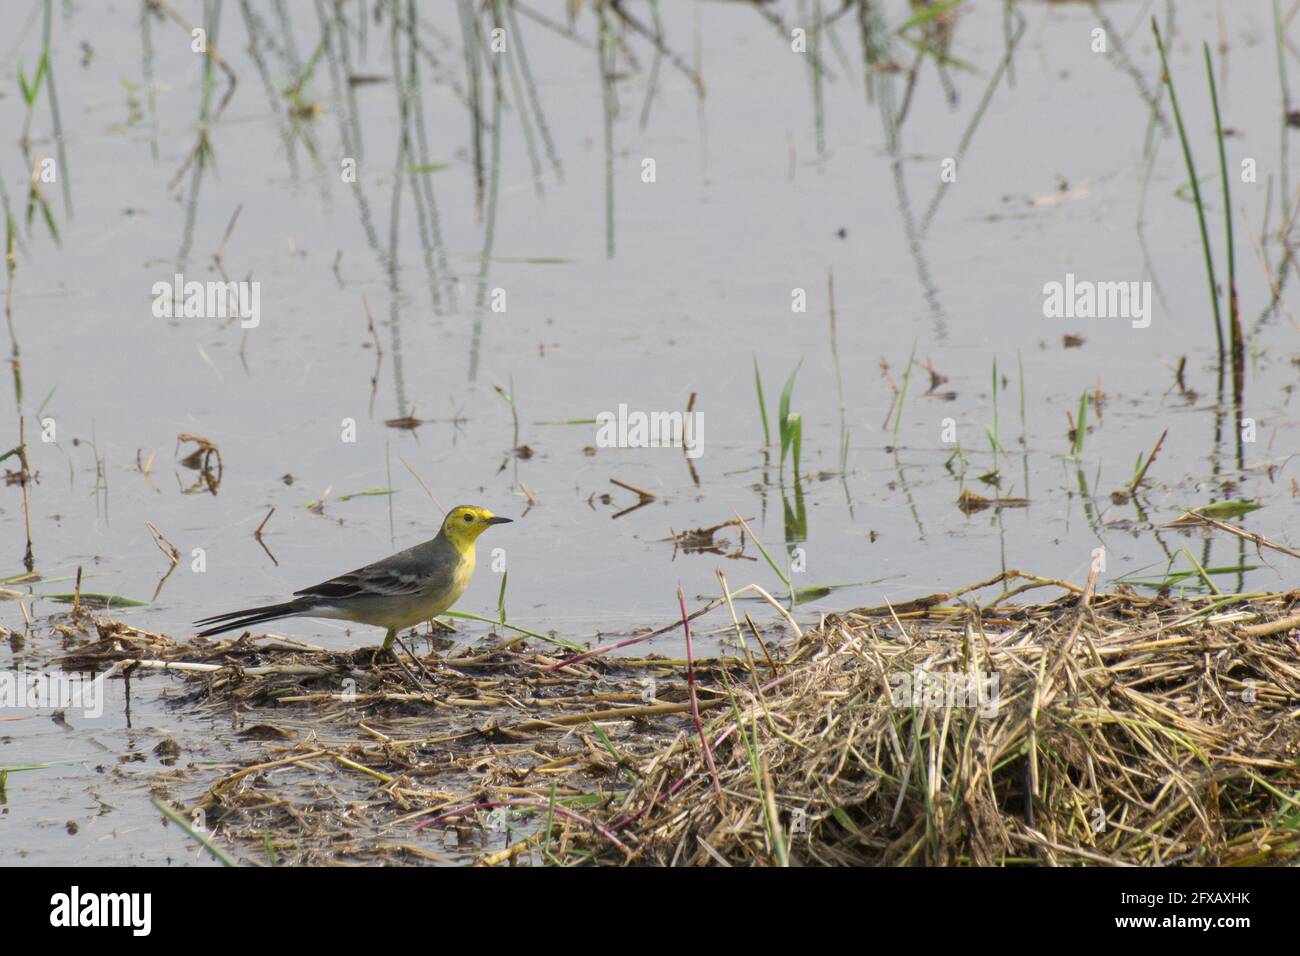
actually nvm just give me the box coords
[0,1,1294,626]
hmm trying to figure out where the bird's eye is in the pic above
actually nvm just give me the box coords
[463,513,474,522]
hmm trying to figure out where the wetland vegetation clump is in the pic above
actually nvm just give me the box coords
[66,571,1300,866]
[580,575,1300,866]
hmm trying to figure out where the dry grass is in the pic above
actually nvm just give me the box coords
[587,576,1300,866]
[61,572,1300,866]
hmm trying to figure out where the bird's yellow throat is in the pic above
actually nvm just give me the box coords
[441,505,510,555]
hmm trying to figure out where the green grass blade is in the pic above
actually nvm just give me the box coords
[753,356,770,448]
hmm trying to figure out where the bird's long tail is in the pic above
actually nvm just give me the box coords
[193,599,312,638]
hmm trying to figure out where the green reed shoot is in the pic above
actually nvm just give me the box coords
[827,272,849,474]
[17,51,48,145]
[732,511,792,591]
[1152,19,1225,365]
[778,362,803,482]
[990,357,999,450]
[753,355,770,448]
[891,342,917,445]
[1124,428,1167,498]
[1204,41,1244,402]
[1072,390,1088,459]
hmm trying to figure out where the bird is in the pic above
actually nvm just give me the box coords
[194,505,512,651]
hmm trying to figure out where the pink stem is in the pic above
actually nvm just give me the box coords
[612,669,800,829]
[681,584,722,801]
[539,597,725,672]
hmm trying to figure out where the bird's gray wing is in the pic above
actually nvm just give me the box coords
[294,540,449,602]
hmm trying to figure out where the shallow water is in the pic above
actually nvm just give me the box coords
[2,0,1297,864]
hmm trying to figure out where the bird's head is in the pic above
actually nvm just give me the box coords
[441,505,512,551]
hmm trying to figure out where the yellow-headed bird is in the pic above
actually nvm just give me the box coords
[195,505,511,650]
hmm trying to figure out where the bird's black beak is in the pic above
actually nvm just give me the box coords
[486,515,513,525]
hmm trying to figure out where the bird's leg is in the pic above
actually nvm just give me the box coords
[382,629,434,692]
